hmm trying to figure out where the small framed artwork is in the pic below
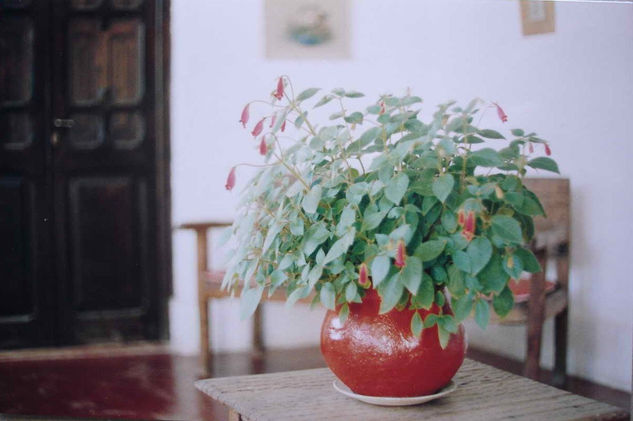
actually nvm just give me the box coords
[520,0,555,36]
[264,0,351,59]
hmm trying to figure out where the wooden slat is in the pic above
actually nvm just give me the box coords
[195,360,628,421]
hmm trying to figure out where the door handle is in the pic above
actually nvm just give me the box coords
[53,118,75,128]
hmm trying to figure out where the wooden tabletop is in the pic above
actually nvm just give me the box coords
[195,359,628,421]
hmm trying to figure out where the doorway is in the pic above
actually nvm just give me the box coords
[0,0,171,348]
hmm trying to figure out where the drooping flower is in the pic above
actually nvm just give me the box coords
[462,211,476,242]
[239,104,250,128]
[457,209,465,226]
[358,263,370,289]
[494,102,508,123]
[394,239,407,269]
[274,77,284,100]
[544,143,551,156]
[529,142,534,153]
[251,118,265,137]
[379,100,386,115]
[259,136,268,155]
[269,113,276,128]
[225,167,236,191]
[281,120,286,132]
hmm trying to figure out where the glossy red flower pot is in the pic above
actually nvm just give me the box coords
[320,288,466,397]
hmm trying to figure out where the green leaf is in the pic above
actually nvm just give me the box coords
[240,286,264,320]
[337,205,356,233]
[453,250,471,273]
[478,129,505,139]
[385,173,410,204]
[491,215,524,244]
[438,315,458,333]
[417,273,435,309]
[302,185,322,214]
[345,282,358,302]
[344,91,365,98]
[474,299,490,329]
[453,295,473,322]
[323,229,356,265]
[511,128,525,136]
[313,95,334,108]
[502,253,523,279]
[415,239,447,262]
[478,253,510,293]
[344,112,364,124]
[432,173,454,203]
[447,264,465,296]
[441,211,458,233]
[371,255,391,287]
[329,111,345,120]
[411,311,423,338]
[338,303,350,323]
[470,148,503,167]
[401,256,423,294]
[466,237,493,275]
[320,282,336,310]
[437,325,450,349]
[527,157,559,174]
[303,223,330,255]
[286,285,311,307]
[378,273,404,314]
[362,208,388,231]
[296,87,320,101]
[514,247,541,273]
[492,286,515,318]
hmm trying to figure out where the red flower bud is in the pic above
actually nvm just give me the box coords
[545,144,551,156]
[379,100,386,115]
[259,136,268,155]
[394,239,407,269]
[494,102,508,123]
[462,211,475,242]
[281,120,286,132]
[239,104,250,128]
[529,142,534,153]
[457,209,465,226]
[274,77,284,100]
[225,167,236,191]
[251,118,265,137]
[269,113,276,128]
[358,263,370,288]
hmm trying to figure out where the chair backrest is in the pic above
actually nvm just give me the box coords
[522,178,570,287]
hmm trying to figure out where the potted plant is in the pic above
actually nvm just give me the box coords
[222,76,559,398]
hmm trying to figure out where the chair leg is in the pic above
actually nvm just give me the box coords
[252,305,265,358]
[525,250,547,380]
[199,298,210,375]
[552,308,568,388]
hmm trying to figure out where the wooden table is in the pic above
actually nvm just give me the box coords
[195,359,628,421]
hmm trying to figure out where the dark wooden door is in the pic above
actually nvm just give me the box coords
[0,0,171,348]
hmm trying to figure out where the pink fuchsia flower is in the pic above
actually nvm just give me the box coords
[529,143,534,154]
[259,136,268,155]
[269,113,276,128]
[358,263,370,289]
[494,102,508,123]
[281,120,286,132]
[274,77,284,100]
[225,167,236,191]
[379,101,386,115]
[462,211,475,242]
[239,104,250,128]
[251,118,265,137]
[544,144,551,156]
[457,209,465,226]
[394,239,407,269]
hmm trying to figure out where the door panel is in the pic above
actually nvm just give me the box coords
[0,0,170,348]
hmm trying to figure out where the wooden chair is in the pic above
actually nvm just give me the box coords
[489,178,570,386]
[178,221,293,374]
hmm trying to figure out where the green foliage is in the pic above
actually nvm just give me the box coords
[224,77,559,347]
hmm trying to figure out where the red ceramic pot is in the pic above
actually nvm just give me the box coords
[320,288,466,397]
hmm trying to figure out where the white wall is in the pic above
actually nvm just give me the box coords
[170,0,633,392]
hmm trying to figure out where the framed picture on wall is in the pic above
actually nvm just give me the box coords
[520,0,555,36]
[264,0,351,59]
